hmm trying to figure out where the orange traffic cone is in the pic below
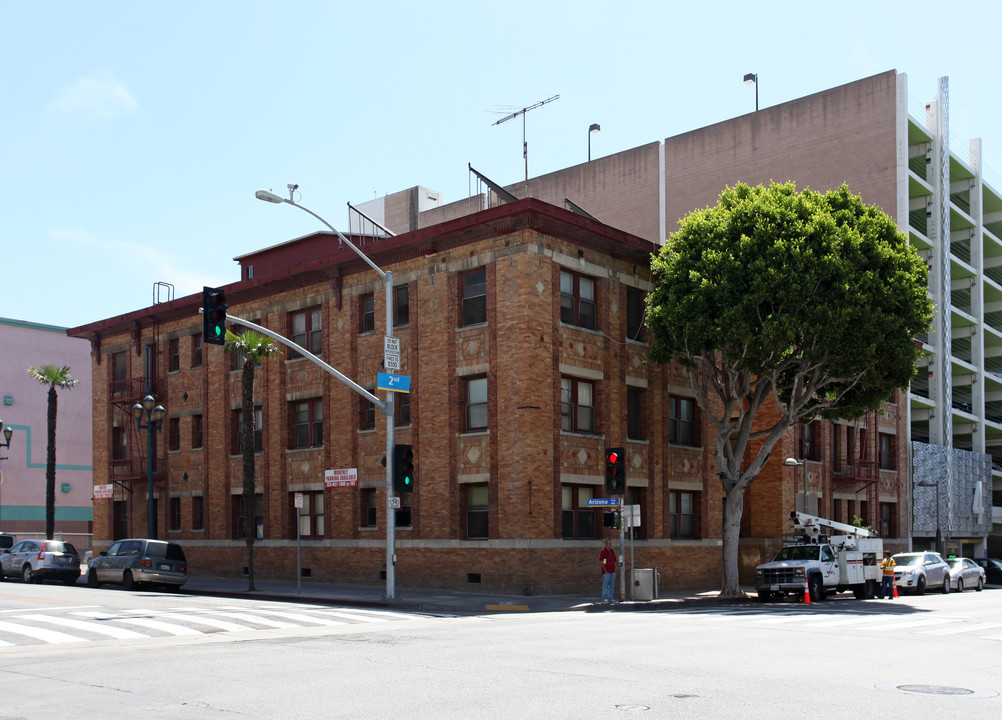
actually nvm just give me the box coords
[802,579,813,604]
[893,581,899,599]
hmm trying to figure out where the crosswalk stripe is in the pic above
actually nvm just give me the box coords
[151,612,254,632]
[0,620,83,644]
[17,614,146,639]
[115,617,203,636]
[869,618,960,631]
[175,609,297,629]
[314,610,397,623]
[919,622,1002,636]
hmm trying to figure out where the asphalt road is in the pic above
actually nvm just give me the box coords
[0,582,999,718]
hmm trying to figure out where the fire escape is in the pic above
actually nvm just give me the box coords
[830,409,881,528]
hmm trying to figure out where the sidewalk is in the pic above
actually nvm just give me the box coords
[179,575,757,615]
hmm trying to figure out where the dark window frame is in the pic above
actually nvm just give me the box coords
[626,286,645,341]
[192,496,204,531]
[291,398,324,449]
[669,490,697,538]
[465,483,489,540]
[169,497,182,531]
[668,396,699,447]
[464,376,488,432]
[879,432,896,470]
[292,490,325,539]
[168,338,180,373]
[289,306,323,358]
[191,333,203,368]
[561,377,595,434]
[360,293,375,334]
[561,484,598,539]
[627,386,645,441]
[560,269,597,330]
[394,284,410,327]
[461,268,487,326]
[191,413,203,450]
[168,417,181,452]
[231,407,263,455]
[361,488,377,528]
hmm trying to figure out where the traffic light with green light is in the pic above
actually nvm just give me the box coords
[393,444,415,493]
[202,286,228,346]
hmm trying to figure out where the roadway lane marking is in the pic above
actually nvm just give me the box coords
[115,617,203,636]
[0,620,83,644]
[168,609,297,629]
[146,612,255,632]
[16,614,146,639]
[919,622,1002,636]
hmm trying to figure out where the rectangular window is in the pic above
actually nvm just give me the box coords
[466,484,489,539]
[111,425,128,461]
[168,339,180,373]
[626,286,645,341]
[112,351,128,382]
[395,392,411,427]
[290,307,322,358]
[669,491,696,538]
[561,485,597,539]
[361,489,377,527]
[191,413,203,449]
[169,497,181,531]
[291,399,323,449]
[561,377,595,434]
[879,433,896,470]
[879,502,895,537]
[669,396,699,447]
[395,493,411,527]
[626,488,647,540]
[360,293,375,333]
[192,496,204,531]
[232,494,263,540]
[231,407,263,454]
[465,377,488,431]
[168,417,181,452]
[360,395,376,431]
[462,269,487,326]
[292,490,325,539]
[394,284,410,326]
[627,387,644,441]
[801,421,821,461]
[191,333,203,368]
[560,270,597,330]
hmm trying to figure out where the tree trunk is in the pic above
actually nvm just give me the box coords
[45,386,57,540]
[720,485,745,597]
[242,360,256,592]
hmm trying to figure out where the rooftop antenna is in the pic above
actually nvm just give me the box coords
[492,94,559,196]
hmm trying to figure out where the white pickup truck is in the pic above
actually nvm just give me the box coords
[754,512,883,602]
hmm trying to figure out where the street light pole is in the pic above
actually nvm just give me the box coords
[784,457,805,514]
[256,186,399,601]
[132,395,165,539]
[0,421,13,532]
[743,73,758,112]
[588,123,600,161]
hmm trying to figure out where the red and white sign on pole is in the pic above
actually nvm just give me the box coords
[325,468,358,488]
[94,484,114,500]
[294,492,304,509]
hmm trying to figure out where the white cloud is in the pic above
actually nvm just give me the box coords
[47,73,138,119]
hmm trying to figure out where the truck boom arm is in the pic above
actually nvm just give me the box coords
[789,511,878,538]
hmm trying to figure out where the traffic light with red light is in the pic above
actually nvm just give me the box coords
[203,286,228,346]
[604,446,625,495]
[393,444,415,493]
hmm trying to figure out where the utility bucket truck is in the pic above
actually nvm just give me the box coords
[754,512,883,602]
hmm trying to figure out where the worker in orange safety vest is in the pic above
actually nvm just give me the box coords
[879,551,896,599]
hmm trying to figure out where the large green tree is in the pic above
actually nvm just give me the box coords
[646,182,933,596]
[26,364,80,539]
[224,329,280,591]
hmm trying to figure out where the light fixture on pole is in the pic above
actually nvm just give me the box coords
[132,395,165,539]
[256,184,400,601]
[0,420,13,532]
[783,457,805,514]
[588,123,600,161]
[743,72,758,112]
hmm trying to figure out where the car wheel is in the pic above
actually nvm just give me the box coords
[976,577,984,592]
[941,576,950,594]
[915,576,926,595]
[956,578,964,593]
[122,570,135,591]
[87,569,101,588]
[22,565,35,584]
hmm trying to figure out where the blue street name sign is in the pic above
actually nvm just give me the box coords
[587,498,621,507]
[377,372,411,393]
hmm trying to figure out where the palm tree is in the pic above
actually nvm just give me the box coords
[26,365,80,539]
[224,329,280,591]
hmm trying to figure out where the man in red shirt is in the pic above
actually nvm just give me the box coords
[600,538,617,603]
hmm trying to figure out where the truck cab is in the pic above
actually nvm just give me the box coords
[755,543,838,601]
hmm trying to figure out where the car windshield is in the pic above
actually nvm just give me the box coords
[895,555,922,566]
[42,541,77,554]
[947,559,962,570]
[774,546,819,562]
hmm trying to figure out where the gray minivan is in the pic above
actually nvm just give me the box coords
[87,538,187,590]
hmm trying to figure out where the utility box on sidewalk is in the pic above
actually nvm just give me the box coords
[632,567,659,601]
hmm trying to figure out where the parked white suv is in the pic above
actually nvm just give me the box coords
[892,551,950,594]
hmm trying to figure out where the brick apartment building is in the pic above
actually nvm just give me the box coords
[68,194,910,594]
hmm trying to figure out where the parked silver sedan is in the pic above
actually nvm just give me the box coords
[892,551,950,594]
[946,557,986,592]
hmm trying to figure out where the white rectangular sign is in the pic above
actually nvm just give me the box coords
[384,336,401,371]
[325,468,358,488]
[94,484,114,500]
[294,492,304,508]
[623,504,642,528]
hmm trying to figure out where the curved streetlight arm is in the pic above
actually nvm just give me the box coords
[255,190,386,279]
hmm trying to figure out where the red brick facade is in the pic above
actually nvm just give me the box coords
[71,199,909,594]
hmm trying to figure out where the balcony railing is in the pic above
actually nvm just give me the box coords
[109,377,160,403]
[109,457,165,482]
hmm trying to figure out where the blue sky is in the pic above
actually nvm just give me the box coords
[3,1,1000,329]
